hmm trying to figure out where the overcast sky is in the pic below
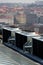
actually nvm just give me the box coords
[0,0,43,3]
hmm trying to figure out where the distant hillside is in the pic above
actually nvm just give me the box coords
[0,3,25,7]
[0,3,43,8]
[35,1,43,5]
[0,3,16,7]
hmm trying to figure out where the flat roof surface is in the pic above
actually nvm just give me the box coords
[0,43,40,65]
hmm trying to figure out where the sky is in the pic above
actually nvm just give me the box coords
[0,0,43,3]
[0,0,37,3]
